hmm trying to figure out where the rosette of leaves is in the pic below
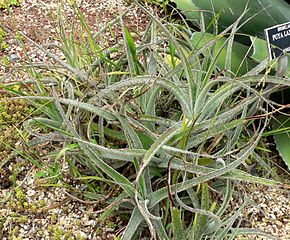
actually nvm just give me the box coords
[19,2,289,239]
[0,90,33,158]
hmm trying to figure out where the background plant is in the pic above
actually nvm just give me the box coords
[173,0,290,170]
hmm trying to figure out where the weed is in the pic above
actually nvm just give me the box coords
[0,27,8,50]
[0,0,21,9]
[15,188,26,203]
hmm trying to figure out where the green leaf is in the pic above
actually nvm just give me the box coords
[121,207,143,240]
[123,26,139,74]
[34,171,47,179]
[191,183,210,239]
[11,0,18,5]
[172,207,185,240]
[191,32,257,75]
[272,114,290,170]
[249,36,268,62]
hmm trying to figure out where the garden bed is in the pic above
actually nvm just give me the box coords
[0,1,290,239]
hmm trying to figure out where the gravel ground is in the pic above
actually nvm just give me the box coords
[234,183,290,240]
[0,1,290,240]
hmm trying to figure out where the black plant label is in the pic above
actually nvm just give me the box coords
[264,21,290,60]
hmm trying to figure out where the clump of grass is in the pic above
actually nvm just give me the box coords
[1,1,289,240]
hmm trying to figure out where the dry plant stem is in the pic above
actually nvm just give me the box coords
[246,102,290,120]
[92,5,133,40]
[63,189,113,205]
[93,198,135,215]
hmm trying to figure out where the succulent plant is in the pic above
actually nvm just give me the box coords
[0,91,34,158]
[0,0,21,9]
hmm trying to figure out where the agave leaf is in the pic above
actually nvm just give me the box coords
[148,130,264,209]
[52,92,136,198]
[235,228,278,239]
[121,207,143,240]
[191,183,210,239]
[272,114,290,170]
[98,76,192,116]
[172,207,185,240]
[214,199,248,239]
